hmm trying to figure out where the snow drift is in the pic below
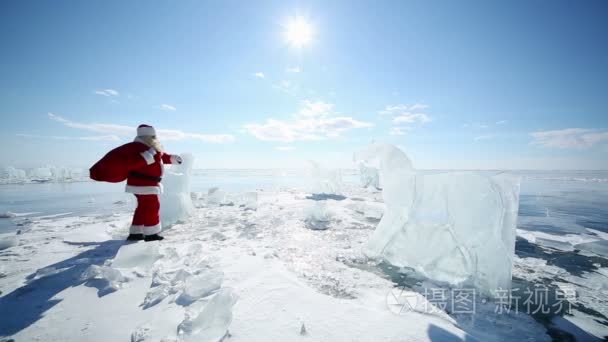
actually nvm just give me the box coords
[354,143,520,295]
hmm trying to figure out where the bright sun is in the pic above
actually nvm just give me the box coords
[285,16,313,48]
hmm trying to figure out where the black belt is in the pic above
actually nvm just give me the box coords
[129,171,162,182]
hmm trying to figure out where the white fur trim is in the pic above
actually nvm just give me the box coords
[125,185,162,195]
[140,149,156,165]
[143,223,162,235]
[137,126,156,136]
[170,155,182,164]
[129,225,144,234]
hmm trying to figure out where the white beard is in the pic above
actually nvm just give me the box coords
[134,136,164,152]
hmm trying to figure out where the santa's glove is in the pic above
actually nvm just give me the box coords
[140,148,157,165]
[171,155,183,164]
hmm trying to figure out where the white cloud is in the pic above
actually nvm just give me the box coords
[409,103,429,111]
[496,120,507,125]
[48,113,133,135]
[286,67,301,73]
[154,129,234,143]
[245,119,321,142]
[380,104,431,125]
[161,104,177,111]
[474,134,495,141]
[16,133,121,142]
[244,101,372,143]
[298,100,334,117]
[530,128,608,149]
[379,104,429,116]
[253,72,265,78]
[276,80,291,91]
[389,127,411,136]
[380,104,431,136]
[94,89,119,97]
[275,146,295,151]
[393,113,431,125]
[462,122,488,129]
[47,113,234,143]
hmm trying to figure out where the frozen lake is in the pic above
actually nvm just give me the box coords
[3,169,607,230]
[0,169,335,233]
[1,169,607,339]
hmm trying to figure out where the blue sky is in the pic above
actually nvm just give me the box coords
[1,0,607,169]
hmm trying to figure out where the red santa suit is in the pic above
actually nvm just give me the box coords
[118,125,181,236]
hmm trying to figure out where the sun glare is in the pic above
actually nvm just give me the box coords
[285,16,313,48]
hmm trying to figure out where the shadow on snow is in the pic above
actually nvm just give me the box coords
[0,239,124,338]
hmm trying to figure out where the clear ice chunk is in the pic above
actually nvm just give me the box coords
[178,288,237,342]
[354,143,520,295]
[308,160,343,195]
[111,242,161,269]
[160,153,195,227]
[358,162,380,189]
[575,240,608,257]
[177,270,224,305]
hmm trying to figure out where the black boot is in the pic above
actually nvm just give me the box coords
[144,234,164,242]
[126,234,144,241]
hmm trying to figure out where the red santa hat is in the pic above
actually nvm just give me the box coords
[137,124,156,137]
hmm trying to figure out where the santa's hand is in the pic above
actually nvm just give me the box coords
[171,155,183,164]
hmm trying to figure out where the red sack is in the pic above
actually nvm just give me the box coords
[89,145,132,183]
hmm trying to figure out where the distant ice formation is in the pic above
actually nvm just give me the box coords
[358,162,380,189]
[0,166,85,184]
[0,167,27,183]
[207,187,227,205]
[304,202,333,230]
[354,143,520,295]
[238,192,258,210]
[308,160,343,195]
[160,153,195,227]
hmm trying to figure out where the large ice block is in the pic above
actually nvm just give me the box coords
[160,153,195,227]
[354,143,520,295]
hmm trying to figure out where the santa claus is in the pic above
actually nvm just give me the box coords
[95,124,182,241]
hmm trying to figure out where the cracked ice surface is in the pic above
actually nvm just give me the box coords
[355,143,520,295]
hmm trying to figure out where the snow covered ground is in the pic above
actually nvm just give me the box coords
[0,187,478,341]
[1,182,559,341]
